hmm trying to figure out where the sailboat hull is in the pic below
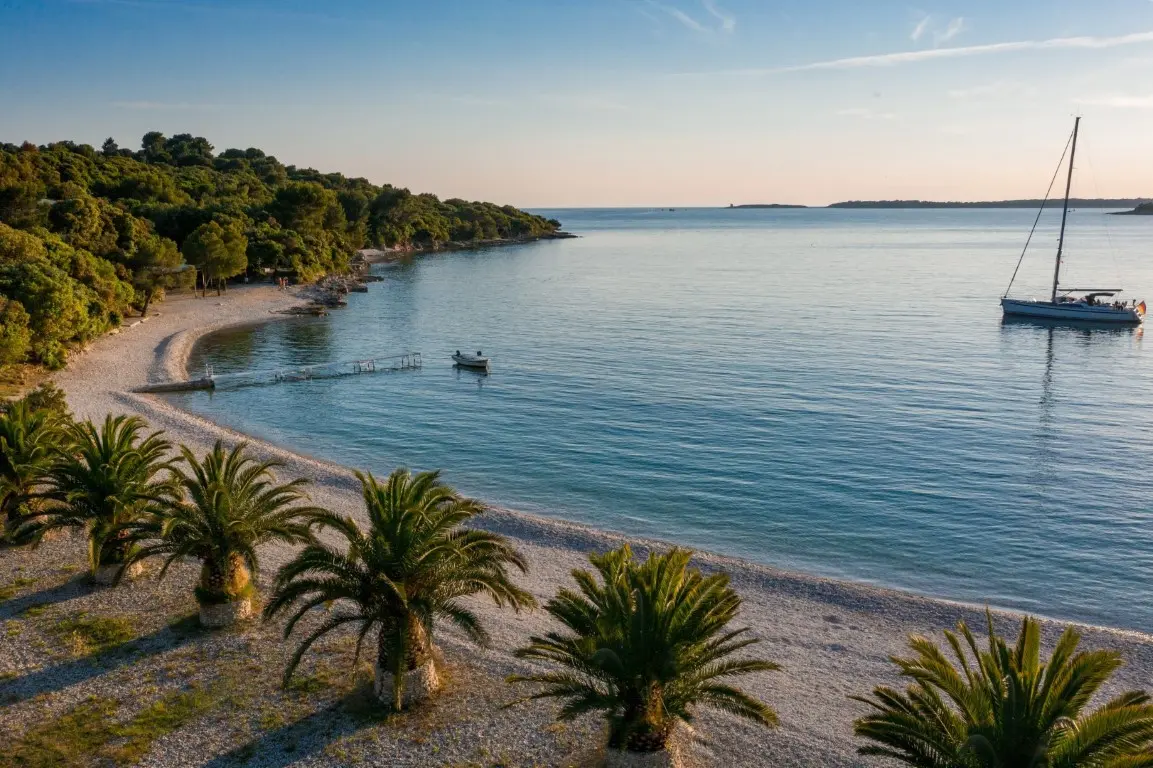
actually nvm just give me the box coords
[1000,298,1142,324]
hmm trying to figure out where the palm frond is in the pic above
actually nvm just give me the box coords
[854,613,1153,767]
[267,466,532,710]
[511,545,776,750]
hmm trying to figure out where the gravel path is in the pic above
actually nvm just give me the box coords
[1,284,1149,767]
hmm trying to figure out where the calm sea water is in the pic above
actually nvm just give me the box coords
[174,208,1153,631]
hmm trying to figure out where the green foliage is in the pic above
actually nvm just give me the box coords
[0,296,31,367]
[128,234,189,315]
[264,468,536,710]
[0,575,35,601]
[182,220,246,294]
[0,132,557,374]
[853,612,1153,767]
[6,381,71,418]
[4,689,220,767]
[0,399,65,540]
[17,414,176,574]
[0,223,132,368]
[48,611,136,656]
[125,440,320,608]
[510,545,779,754]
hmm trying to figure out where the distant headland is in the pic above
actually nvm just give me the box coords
[826,198,1151,209]
[728,203,808,209]
[728,199,1151,210]
[1112,202,1153,216]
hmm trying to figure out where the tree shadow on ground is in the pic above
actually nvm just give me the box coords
[0,572,92,620]
[202,686,383,768]
[0,613,207,706]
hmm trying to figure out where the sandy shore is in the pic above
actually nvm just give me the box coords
[44,284,1153,766]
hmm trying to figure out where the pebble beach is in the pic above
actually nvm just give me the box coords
[3,283,1152,767]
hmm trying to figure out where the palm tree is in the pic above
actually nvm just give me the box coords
[18,414,175,584]
[264,468,535,710]
[0,401,64,543]
[853,612,1153,767]
[124,441,322,627]
[509,546,778,764]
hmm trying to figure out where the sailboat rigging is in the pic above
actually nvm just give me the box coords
[1000,117,1145,324]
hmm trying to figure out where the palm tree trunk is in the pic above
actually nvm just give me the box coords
[199,553,251,601]
[610,698,672,754]
[197,554,254,627]
[97,527,131,569]
[376,617,436,710]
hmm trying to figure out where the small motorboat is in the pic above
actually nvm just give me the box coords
[452,350,490,370]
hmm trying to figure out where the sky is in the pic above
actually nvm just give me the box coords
[2,0,1153,207]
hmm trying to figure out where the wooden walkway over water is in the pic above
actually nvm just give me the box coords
[138,352,422,393]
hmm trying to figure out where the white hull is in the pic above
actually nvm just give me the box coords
[1001,298,1142,324]
[452,355,490,369]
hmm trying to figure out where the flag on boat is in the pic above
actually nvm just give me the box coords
[1139,301,1147,316]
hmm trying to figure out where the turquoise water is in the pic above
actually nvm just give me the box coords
[174,208,1153,631]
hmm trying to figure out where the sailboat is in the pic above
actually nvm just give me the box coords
[1000,117,1145,324]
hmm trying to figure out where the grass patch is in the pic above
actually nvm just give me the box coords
[106,686,219,764]
[0,576,36,602]
[3,696,118,767]
[285,658,353,698]
[47,612,136,657]
[4,688,223,767]
[20,603,50,618]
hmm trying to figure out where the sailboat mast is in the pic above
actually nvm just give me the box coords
[1052,116,1080,303]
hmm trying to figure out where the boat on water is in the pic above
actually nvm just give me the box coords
[452,350,490,370]
[1000,117,1145,325]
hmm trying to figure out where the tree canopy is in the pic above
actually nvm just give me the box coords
[0,132,557,373]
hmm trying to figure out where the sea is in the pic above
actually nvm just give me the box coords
[172,207,1153,632]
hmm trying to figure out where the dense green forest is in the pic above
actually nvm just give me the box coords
[0,132,559,374]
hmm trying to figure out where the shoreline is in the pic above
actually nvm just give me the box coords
[357,231,578,264]
[46,282,1153,765]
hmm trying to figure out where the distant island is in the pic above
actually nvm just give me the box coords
[1112,203,1153,216]
[724,199,1151,210]
[729,203,808,209]
[827,198,1150,209]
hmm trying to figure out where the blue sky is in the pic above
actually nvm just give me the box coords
[2,0,1153,206]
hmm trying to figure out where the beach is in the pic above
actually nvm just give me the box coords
[9,283,1153,767]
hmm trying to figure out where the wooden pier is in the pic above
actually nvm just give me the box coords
[137,352,422,393]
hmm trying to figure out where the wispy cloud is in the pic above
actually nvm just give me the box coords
[911,15,931,42]
[647,0,706,32]
[646,0,734,34]
[702,0,735,33]
[1074,94,1153,108]
[913,16,931,41]
[935,17,967,45]
[910,15,966,45]
[836,107,897,120]
[685,30,1153,76]
[111,100,220,110]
